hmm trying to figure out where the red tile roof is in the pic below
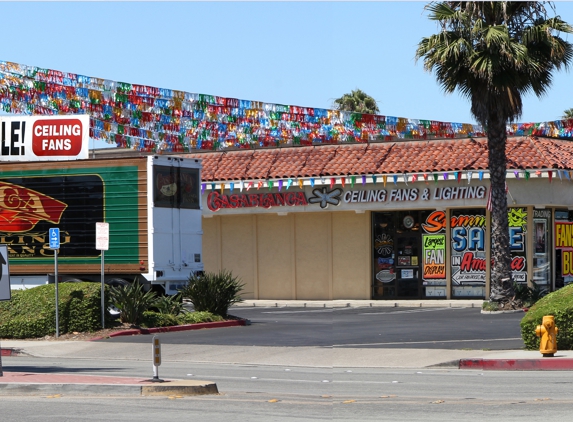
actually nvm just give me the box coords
[187,136,573,182]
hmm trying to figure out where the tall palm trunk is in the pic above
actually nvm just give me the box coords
[486,113,513,302]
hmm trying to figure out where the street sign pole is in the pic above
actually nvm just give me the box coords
[0,244,10,377]
[101,249,105,329]
[54,250,59,338]
[49,228,60,338]
[96,223,109,329]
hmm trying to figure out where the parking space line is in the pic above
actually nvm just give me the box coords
[334,338,523,347]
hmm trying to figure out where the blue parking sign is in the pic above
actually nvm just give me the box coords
[49,228,60,249]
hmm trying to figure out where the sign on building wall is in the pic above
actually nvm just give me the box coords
[205,184,489,212]
[449,208,528,297]
[0,115,89,161]
[422,234,446,280]
[421,210,447,296]
[556,221,573,276]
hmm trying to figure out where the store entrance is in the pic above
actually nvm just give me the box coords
[372,211,424,299]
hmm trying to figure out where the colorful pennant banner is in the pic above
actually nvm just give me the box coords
[2,60,572,154]
[0,60,489,153]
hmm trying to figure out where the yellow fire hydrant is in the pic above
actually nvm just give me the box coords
[535,315,559,357]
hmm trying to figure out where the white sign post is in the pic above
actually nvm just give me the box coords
[96,222,109,329]
[0,245,11,377]
[48,228,60,338]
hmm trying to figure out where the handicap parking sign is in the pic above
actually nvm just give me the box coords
[49,228,60,249]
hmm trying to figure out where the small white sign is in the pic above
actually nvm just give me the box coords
[0,245,11,301]
[96,222,109,251]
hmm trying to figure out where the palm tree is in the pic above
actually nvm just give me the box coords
[333,89,379,114]
[563,108,573,120]
[416,2,573,306]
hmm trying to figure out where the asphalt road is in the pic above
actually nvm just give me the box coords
[4,358,573,421]
[102,306,525,350]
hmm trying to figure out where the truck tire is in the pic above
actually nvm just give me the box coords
[106,278,130,288]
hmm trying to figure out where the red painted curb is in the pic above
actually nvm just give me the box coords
[459,358,573,371]
[104,319,247,339]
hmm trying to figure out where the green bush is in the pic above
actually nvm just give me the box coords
[108,281,157,325]
[513,281,548,308]
[0,283,112,339]
[179,270,245,317]
[520,284,573,350]
[178,311,224,324]
[141,311,180,328]
[141,310,223,328]
[153,293,184,315]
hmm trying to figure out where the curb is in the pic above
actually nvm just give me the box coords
[480,309,525,314]
[459,358,573,371]
[0,348,21,357]
[90,319,247,340]
[0,379,219,397]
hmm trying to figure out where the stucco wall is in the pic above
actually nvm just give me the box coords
[332,212,371,299]
[202,211,371,300]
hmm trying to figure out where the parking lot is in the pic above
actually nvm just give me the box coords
[105,305,526,350]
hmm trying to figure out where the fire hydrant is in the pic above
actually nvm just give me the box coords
[535,315,559,357]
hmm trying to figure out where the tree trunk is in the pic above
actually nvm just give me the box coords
[487,114,514,304]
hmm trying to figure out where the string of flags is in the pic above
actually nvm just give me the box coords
[3,60,571,155]
[202,168,567,194]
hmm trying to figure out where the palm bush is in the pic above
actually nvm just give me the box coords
[179,270,244,317]
[513,281,548,308]
[108,280,157,325]
[153,293,184,315]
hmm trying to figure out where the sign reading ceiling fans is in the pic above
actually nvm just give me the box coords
[0,115,89,161]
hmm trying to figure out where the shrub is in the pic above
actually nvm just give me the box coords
[179,270,245,317]
[178,311,224,324]
[513,281,548,308]
[140,310,223,327]
[520,284,573,350]
[482,301,500,312]
[153,293,184,315]
[0,283,112,339]
[141,311,180,328]
[108,281,157,325]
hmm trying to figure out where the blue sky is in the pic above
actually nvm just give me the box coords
[3,1,573,133]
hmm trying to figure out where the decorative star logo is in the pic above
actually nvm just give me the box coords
[308,187,342,209]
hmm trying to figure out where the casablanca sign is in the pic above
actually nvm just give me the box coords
[206,185,488,212]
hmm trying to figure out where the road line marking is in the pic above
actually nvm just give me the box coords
[334,338,522,347]
[357,308,461,315]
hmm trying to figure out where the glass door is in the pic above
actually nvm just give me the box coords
[372,211,423,299]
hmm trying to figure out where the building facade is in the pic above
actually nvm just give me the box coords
[191,136,573,300]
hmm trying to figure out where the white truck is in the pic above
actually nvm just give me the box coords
[2,154,203,294]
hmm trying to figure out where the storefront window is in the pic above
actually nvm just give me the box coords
[533,209,552,288]
[421,210,447,297]
[448,208,529,298]
[450,209,487,298]
[372,212,396,298]
[554,209,573,289]
[372,210,438,299]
